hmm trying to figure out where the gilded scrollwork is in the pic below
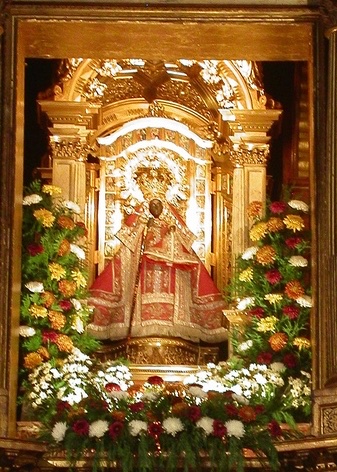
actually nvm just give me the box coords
[50,139,91,161]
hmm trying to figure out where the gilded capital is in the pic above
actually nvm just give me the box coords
[50,139,91,162]
[229,145,269,167]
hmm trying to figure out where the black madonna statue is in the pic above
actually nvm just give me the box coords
[87,196,227,364]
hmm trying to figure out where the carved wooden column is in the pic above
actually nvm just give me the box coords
[38,101,99,208]
[313,0,337,437]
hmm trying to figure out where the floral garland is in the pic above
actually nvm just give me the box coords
[19,186,312,471]
[20,181,99,379]
[227,198,312,421]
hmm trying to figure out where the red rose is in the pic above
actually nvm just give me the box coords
[72,419,89,436]
[248,307,265,318]
[265,269,282,285]
[147,375,164,386]
[212,420,227,438]
[282,305,300,319]
[187,405,202,422]
[268,420,282,437]
[148,421,163,438]
[108,421,124,439]
[225,404,239,416]
[27,243,44,256]
[105,383,121,392]
[42,330,58,343]
[285,236,303,249]
[283,353,297,368]
[59,300,73,312]
[129,401,145,413]
[257,352,273,365]
[269,201,287,214]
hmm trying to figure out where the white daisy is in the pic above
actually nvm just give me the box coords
[237,297,254,311]
[89,420,109,438]
[296,295,312,308]
[162,417,184,436]
[19,326,36,337]
[23,194,43,205]
[70,244,86,260]
[25,281,44,293]
[51,422,67,442]
[129,420,147,436]
[288,200,309,212]
[63,200,81,214]
[196,417,213,435]
[225,419,245,438]
[289,255,308,267]
[241,246,258,260]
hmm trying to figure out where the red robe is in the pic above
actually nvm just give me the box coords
[87,206,227,343]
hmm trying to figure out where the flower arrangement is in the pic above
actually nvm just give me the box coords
[20,181,100,379]
[227,198,312,421]
[19,187,312,471]
[41,368,281,472]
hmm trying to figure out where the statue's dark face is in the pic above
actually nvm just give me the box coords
[149,199,163,218]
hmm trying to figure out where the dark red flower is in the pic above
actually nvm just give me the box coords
[148,421,163,438]
[76,221,88,236]
[268,420,282,437]
[27,243,44,256]
[269,201,287,214]
[265,269,282,285]
[72,419,89,436]
[187,405,202,422]
[257,352,273,365]
[238,406,256,422]
[105,383,121,392]
[248,307,265,318]
[285,237,303,249]
[59,300,73,312]
[56,400,71,413]
[225,404,238,416]
[282,305,300,319]
[147,376,164,386]
[213,420,227,438]
[129,401,145,413]
[42,330,58,343]
[108,421,124,439]
[254,405,265,415]
[283,353,297,368]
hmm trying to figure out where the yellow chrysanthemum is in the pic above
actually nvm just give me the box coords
[239,268,254,282]
[249,222,268,241]
[283,214,305,232]
[49,262,67,281]
[42,184,62,196]
[29,304,48,318]
[293,337,311,350]
[58,280,77,297]
[264,293,283,305]
[71,269,87,288]
[33,208,55,228]
[256,245,276,265]
[256,315,278,333]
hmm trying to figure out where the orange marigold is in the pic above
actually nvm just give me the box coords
[238,405,257,422]
[284,280,305,300]
[55,334,73,353]
[267,217,285,233]
[58,239,71,256]
[48,310,67,330]
[37,346,50,360]
[23,352,43,369]
[57,215,75,230]
[269,332,288,351]
[42,291,56,308]
[171,402,189,417]
[111,410,126,422]
[256,245,276,265]
[58,279,77,298]
[248,201,263,219]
